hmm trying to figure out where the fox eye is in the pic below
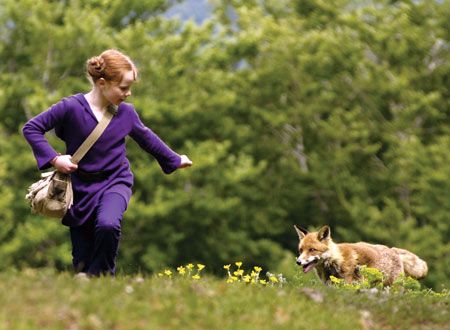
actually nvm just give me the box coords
[299,248,303,254]
[309,248,316,252]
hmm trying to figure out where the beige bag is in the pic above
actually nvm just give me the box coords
[25,171,73,218]
[25,108,114,218]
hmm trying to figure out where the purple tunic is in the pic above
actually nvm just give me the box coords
[23,93,181,227]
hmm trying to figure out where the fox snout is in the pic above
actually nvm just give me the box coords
[296,256,319,273]
[297,257,308,266]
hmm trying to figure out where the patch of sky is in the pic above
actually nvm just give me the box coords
[164,0,213,24]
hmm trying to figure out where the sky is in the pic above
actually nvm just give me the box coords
[164,0,213,24]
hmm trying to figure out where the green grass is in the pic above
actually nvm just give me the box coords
[0,269,448,330]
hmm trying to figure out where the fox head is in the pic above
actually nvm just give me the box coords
[294,225,332,273]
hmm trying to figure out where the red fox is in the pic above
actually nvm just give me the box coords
[294,225,428,285]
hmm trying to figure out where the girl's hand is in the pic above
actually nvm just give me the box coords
[51,155,78,174]
[179,155,193,168]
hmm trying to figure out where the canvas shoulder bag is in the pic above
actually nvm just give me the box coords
[25,108,114,218]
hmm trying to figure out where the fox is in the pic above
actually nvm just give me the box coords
[294,225,428,286]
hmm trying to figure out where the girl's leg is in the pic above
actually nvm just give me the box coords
[70,220,95,273]
[87,192,127,276]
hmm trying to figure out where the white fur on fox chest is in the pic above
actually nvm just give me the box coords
[317,243,346,280]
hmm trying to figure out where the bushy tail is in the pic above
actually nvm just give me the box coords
[392,248,428,279]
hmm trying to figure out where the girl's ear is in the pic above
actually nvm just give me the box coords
[97,78,107,89]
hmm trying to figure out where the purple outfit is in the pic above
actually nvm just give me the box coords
[70,192,127,275]
[23,93,181,275]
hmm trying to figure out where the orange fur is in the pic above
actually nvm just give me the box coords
[294,225,428,285]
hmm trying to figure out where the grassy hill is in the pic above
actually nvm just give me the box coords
[0,267,448,330]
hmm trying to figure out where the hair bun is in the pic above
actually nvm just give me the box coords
[86,49,138,83]
[87,56,106,79]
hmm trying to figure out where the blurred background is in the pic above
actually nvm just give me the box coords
[0,0,448,290]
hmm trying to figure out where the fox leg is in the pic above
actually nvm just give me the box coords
[343,273,357,284]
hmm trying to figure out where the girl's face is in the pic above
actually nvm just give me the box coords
[101,70,135,105]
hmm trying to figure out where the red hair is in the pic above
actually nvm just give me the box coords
[86,49,138,83]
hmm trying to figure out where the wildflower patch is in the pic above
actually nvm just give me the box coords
[158,263,206,280]
[157,261,286,287]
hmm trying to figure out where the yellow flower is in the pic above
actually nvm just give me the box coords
[228,276,238,283]
[223,264,231,270]
[269,276,279,283]
[177,266,186,275]
[235,261,243,268]
[233,269,244,276]
[330,276,342,285]
[259,280,267,285]
[254,266,262,272]
[243,275,251,283]
[164,269,172,277]
[157,273,164,277]
[197,264,205,271]
[192,274,201,280]
[186,263,194,270]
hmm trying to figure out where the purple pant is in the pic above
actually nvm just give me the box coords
[70,192,127,276]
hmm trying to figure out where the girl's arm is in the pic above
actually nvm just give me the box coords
[128,108,191,173]
[22,99,67,170]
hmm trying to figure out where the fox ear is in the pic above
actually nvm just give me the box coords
[294,225,308,239]
[317,225,331,241]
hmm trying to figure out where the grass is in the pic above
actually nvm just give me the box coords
[0,268,448,330]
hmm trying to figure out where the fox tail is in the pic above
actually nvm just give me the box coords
[392,247,428,279]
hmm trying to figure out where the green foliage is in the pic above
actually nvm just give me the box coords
[330,266,385,291]
[0,0,449,291]
[329,266,424,293]
[360,266,385,289]
[392,273,422,293]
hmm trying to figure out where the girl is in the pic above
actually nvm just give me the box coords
[23,49,192,276]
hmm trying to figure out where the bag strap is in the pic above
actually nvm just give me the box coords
[71,107,114,164]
